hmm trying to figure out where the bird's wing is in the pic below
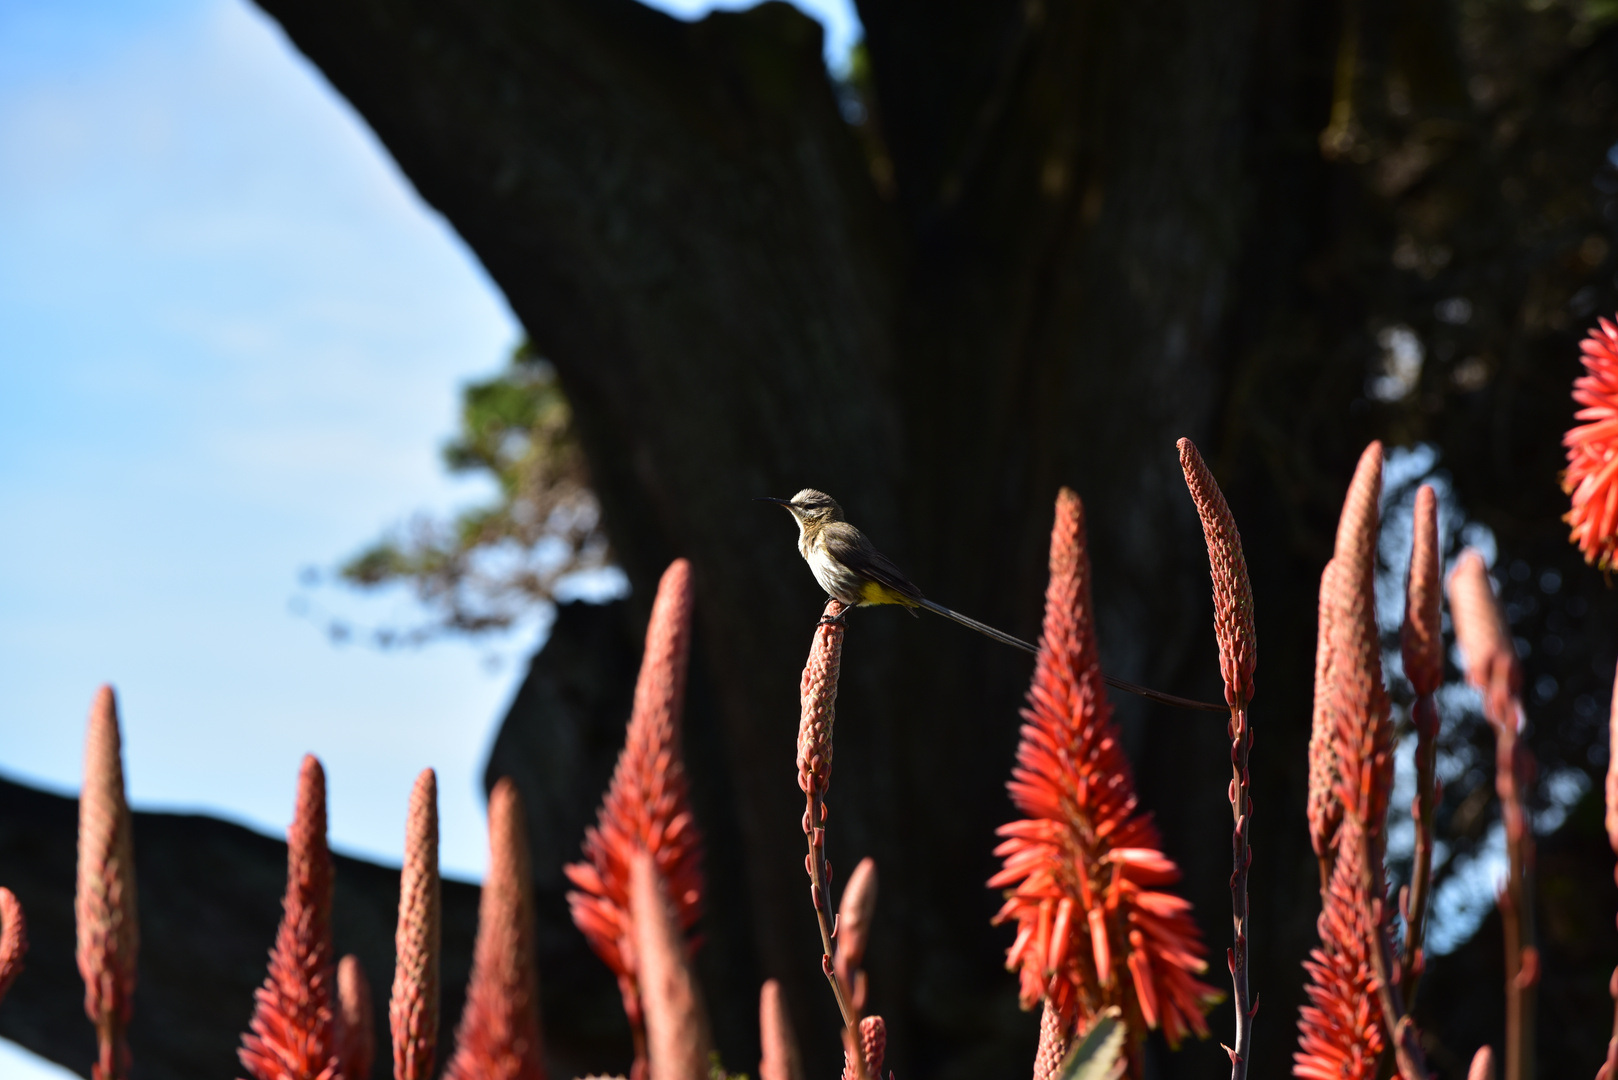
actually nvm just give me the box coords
[820,522,925,603]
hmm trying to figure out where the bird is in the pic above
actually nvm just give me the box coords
[758,488,1225,713]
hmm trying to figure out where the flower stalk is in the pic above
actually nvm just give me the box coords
[1296,444,1428,1080]
[1399,485,1442,1008]
[77,686,138,1080]
[392,768,441,1080]
[1177,438,1258,1079]
[990,489,1218,1077]
[445,778,547,1080]
[796,598,863,1076]
[0,887,27,1006]
[238,755,342,1080]
[566,560,703,1077]
[1448,551,1536,1080]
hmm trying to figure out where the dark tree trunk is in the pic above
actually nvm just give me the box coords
[5,0,1618,1076]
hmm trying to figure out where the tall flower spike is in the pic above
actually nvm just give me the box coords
[629,849,712,1080]
[990,488,1218,1072]
[0,887,27,1005]
[834,858,877,1014]
[77,685,138,1080]
[239,755,342,1080]
[1309,443,1387,881]
[1447,551,1536,1080]
[758,980,804,1080]
[1303,447,1429,1080]
[1399,485,1442,1007]
[1401,486,1443,698]
[1177,439,1256,708]
[1178,438,1258,1080]
[1327,444,1392,840]
[1307,560,1344,885]
[565,560,702,1066]
[392,769,441,1080]
[1469,1046,1497,1080]
[795,597,864,1075]
[445,778,546,1080]
[1563,315,1618,569]
[1448,551,1520,729]
[338,956,375,1080]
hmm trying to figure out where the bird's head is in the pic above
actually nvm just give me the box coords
[757,488,845,529]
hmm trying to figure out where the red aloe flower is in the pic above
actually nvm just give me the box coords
[565,560,702,1063]
[989,488,1218,1064]
[1296,444,1429,1080]
[1177,437,1259,1079]
[1324,444,1393,846]
[1563,315,1618,569]
[1307,559,1344,886]
[239,755,342,1080]
[337,956,374,1080]
[1293,824,1386,1080]
[444,778,546,1080]
[1399,485,1442,1007]
[0,887,27,1005]
[392,769,442,1080]
[77,686,139,1080]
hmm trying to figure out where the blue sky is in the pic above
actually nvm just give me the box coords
[0,0,856,1075]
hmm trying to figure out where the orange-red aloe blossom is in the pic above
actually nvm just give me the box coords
[1564,315,1618,569]
[1295,444,1428,1080]
[78,686,138,1080]
[392,769,442,1080]
[444,779,547,1080]
[238,755,342,1080]
[0,887,26,1005]
[565,560,703,1059]
[989,488,1218,1063]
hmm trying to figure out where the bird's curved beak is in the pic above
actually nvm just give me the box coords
[754,496,793,506]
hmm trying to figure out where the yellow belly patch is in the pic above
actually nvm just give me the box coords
[860,580,912,606]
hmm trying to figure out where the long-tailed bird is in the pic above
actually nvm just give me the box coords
[758,488,1223,713]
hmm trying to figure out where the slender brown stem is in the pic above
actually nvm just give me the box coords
[1400,691,1439,1006]
[1493,701,1536,1080]
[1356,832,1429,1080]
[804,791,863,1078]
[1226,702,1254,1080]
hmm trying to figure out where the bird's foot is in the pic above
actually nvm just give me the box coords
[818,604,851,626]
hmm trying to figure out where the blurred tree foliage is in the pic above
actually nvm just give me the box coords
[337,341,608,643]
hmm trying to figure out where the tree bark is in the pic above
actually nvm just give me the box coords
[6,0,1618,1076]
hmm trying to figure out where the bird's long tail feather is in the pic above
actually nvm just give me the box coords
[916,599,1039,654]
[915,599,1225,713]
